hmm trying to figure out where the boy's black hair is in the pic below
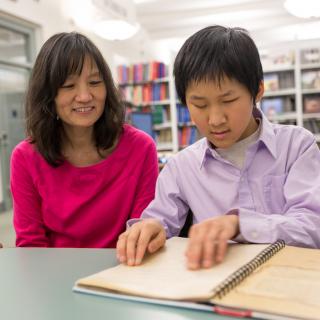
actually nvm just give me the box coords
[173,25,263,105]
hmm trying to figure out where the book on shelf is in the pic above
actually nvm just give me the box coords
[177,103,190,123]
[152,105,170,125]
[304,96,320,113]
[130,112,154,139]
[304,119,320,134]
[152,83,169,101]
[178,126,198,147]
[278,70,295,89]
[260,98,284,116]
[120,83,169,106]
[301,48,320,65]
[74,237,320,320]
[117,62,168,84]
[263,73,279,91]
[301,71,320,90]
[260,50,295,70]
[263,71,294,92]
[155,129,172,145]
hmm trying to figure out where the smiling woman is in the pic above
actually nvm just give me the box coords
[10,32,158,248]
[54,57,109,166]
[55,59,106,131]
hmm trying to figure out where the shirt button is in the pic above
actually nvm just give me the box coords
[251,231,258,239]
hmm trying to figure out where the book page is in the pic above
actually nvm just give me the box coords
[76,237,268,301]
[216,246,320,320]
[238,265,320,307]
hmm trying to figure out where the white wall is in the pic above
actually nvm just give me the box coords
[0,0,151,77]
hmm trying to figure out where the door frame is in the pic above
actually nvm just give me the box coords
[0,16,36,213]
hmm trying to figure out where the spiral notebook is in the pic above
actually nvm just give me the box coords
[74,237,320,320]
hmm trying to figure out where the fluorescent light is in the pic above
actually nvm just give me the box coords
[93,19,140,41]
[284,0,320,18]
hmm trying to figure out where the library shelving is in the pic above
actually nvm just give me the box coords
[300,49,320,138]
[176,103,201,149]
[117,61,203,154]
[118,46,320,156]
[260,46,320,142]
[117,61,179,153]
[260,49,298,127]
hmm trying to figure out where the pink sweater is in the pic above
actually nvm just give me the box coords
[11,125,158,248]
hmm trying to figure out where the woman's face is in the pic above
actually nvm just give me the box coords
[54,56,107,130]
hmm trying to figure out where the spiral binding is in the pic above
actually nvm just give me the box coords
[212,239,285,299]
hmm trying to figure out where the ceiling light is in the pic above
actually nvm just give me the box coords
[93,20,140,41]
[284,0,320,18]
[64,0,140,41]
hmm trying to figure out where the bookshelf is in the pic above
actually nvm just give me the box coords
[118,45,320,156]
[118,61,179,153]
[260,49,299,127]
[300,49,320,138]
[260,46,320,141]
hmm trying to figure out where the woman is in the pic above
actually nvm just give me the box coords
[10,32,158,247]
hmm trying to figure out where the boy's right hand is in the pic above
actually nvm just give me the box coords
[116,219,166,266]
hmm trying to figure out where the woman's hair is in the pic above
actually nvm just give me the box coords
[174,25,263,105]
[25,32,124,167]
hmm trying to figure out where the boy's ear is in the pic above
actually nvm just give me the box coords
[255,81,264,103]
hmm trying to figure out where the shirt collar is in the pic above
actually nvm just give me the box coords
[199,139,213,169]
[254,108,277,159]
[199,108,277,169]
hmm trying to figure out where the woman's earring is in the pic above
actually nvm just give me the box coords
[56,115,59,120]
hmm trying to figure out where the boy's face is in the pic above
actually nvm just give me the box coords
[185,77,264,149]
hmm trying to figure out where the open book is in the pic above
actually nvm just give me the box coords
[74,237,320,320]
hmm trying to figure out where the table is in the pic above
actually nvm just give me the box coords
[0,248,240,320]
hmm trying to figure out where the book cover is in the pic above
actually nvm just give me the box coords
[261,98,284,116]
[302,71,320,90]
[278,71,295,89]
[261,50,295,69]
[304,96,320,113]
[263,73,279,91]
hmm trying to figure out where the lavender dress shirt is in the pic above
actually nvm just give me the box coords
[134,111,320,248]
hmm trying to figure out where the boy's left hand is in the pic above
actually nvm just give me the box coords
[185,214,239,270]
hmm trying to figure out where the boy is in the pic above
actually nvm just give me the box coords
[117,25,320,270]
